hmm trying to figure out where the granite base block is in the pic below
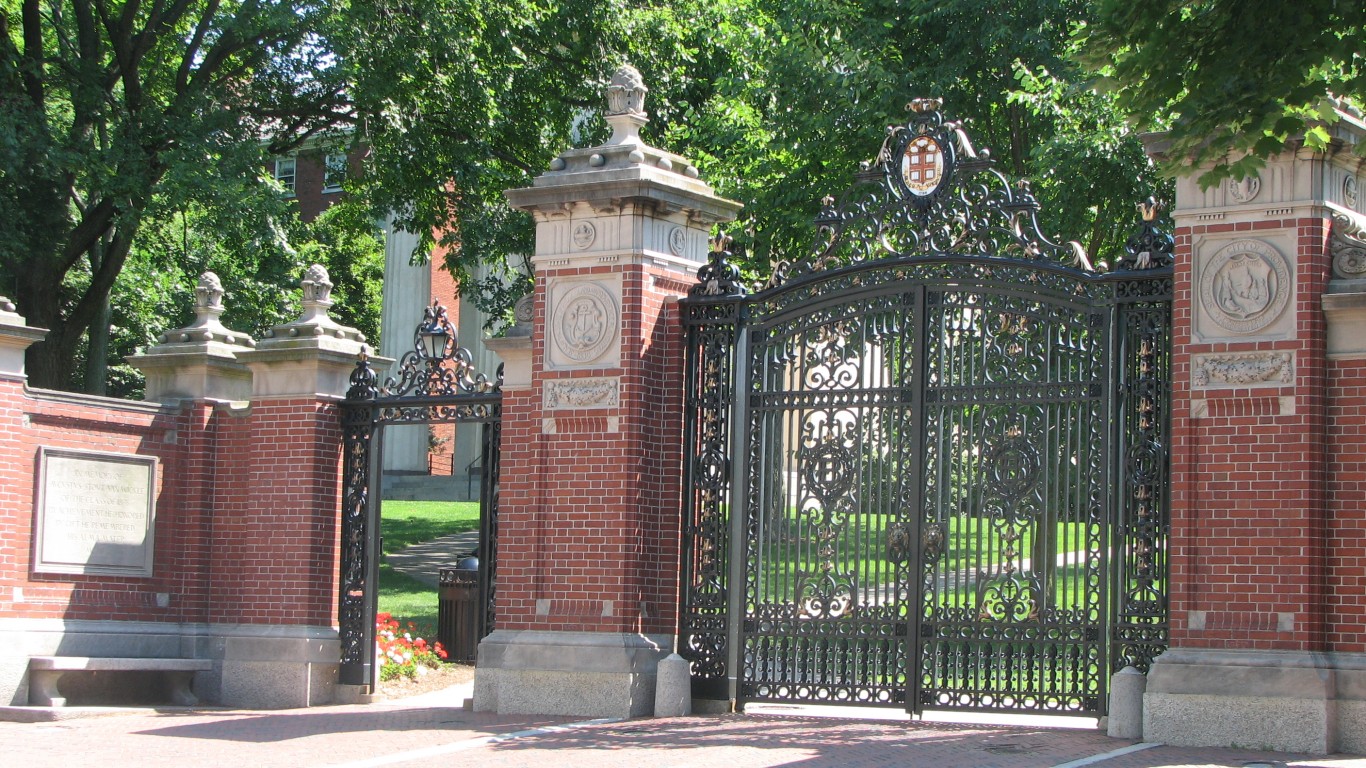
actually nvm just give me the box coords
[1143,648,1366,754]
[473,630,671,718]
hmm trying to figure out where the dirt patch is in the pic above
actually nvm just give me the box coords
[372,663,476,701]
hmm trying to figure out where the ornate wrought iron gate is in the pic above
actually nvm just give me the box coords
[678,101,1172,716]
[338,301,502,686]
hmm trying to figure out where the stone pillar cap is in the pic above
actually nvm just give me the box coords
[507,63,741,222]
[0,296,23,326]
[257,264,367,351]
[140,271,255,357]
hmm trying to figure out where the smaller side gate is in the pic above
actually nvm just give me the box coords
[338,301,502,686]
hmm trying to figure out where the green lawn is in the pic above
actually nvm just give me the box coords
[381,500,480,552]
[377,500,480,639]
[754,510,1092,613]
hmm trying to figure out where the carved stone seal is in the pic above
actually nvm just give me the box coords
[550,282,618,364]
[1227,174,1261,204]
[572,221,597,250]
[1198,239,1291,334]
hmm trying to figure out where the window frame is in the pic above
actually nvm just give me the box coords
[273,157,298,197]
[323,153,348,194]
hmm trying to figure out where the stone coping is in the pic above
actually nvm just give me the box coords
[1153,648,1366,670]
[29,657,212,672]
[22,385,176,414]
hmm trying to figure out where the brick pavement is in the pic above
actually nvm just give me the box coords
[3,692,1365,768]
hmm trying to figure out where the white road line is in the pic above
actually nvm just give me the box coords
[1049,741,1163,768]
[325,717,623,768]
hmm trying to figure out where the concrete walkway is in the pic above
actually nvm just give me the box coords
[2,683,1363,768]
[370,538,1366,767]
[386,531,478,588]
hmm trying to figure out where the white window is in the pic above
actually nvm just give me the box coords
[273,157,297,196]
[323,153,347,193]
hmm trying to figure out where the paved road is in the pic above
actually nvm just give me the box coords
[3,683,1363,768]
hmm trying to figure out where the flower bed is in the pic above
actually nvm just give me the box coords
[376,612,448,681]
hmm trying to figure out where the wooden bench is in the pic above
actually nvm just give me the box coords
[28,656,212,707]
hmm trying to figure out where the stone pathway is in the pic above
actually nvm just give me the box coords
[3,689,1363,768]
[386,531,479,588]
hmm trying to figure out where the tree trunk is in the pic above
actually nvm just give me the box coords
[84,295,111,395]
[17,258,86,391]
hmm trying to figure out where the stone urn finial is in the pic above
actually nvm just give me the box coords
[297,263,336,326]
[302,263,334,306]
[155,271,253,347]
[606,64,648,117]
[259,263,365,343]
[183,271,237,338]
[195,272,225,312]
[604,64,649,146]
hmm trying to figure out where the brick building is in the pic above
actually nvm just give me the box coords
[270,141,495,494]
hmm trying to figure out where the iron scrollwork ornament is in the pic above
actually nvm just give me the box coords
[1117,198,1175,271]
[383,300,501,398]
[758,98,1094,291]
[346,350,379,400]
[692,232,747,298]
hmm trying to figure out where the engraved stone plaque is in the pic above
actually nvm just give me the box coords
[1198,239,1291,335]
[34,448,157,576]
[546,275,622,370]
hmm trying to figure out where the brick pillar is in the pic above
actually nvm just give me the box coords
[1143,117,1366,753]
[218,264,369,708]
[0,298,46,701]
[476,65,740,718]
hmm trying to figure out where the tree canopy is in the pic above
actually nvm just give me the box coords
[16,0,1312,394]
[1083,0,1366,184]
[0,0,355,389]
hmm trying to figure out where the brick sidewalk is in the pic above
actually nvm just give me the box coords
[3,699,1364,768]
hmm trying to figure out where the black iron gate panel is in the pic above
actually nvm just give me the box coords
[1110,266,1174,673]
[678,99,1173,717]
[338,301,502,687]
[915,274,1111,714]
[739,285,919,706]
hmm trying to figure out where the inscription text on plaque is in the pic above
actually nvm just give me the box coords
[34,448,157,576]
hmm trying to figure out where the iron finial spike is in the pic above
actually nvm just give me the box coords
[1137,197,1160,222]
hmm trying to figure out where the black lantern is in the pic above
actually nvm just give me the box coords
[419,315,448,360]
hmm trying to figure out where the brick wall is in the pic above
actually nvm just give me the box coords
[0,380,344,629]
[0,379,200,623]
[1328,358,1366,652]
[209,398,343,626]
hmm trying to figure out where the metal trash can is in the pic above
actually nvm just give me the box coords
[437,556,479,664]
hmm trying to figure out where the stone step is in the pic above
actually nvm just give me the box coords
[381,474,481,502]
